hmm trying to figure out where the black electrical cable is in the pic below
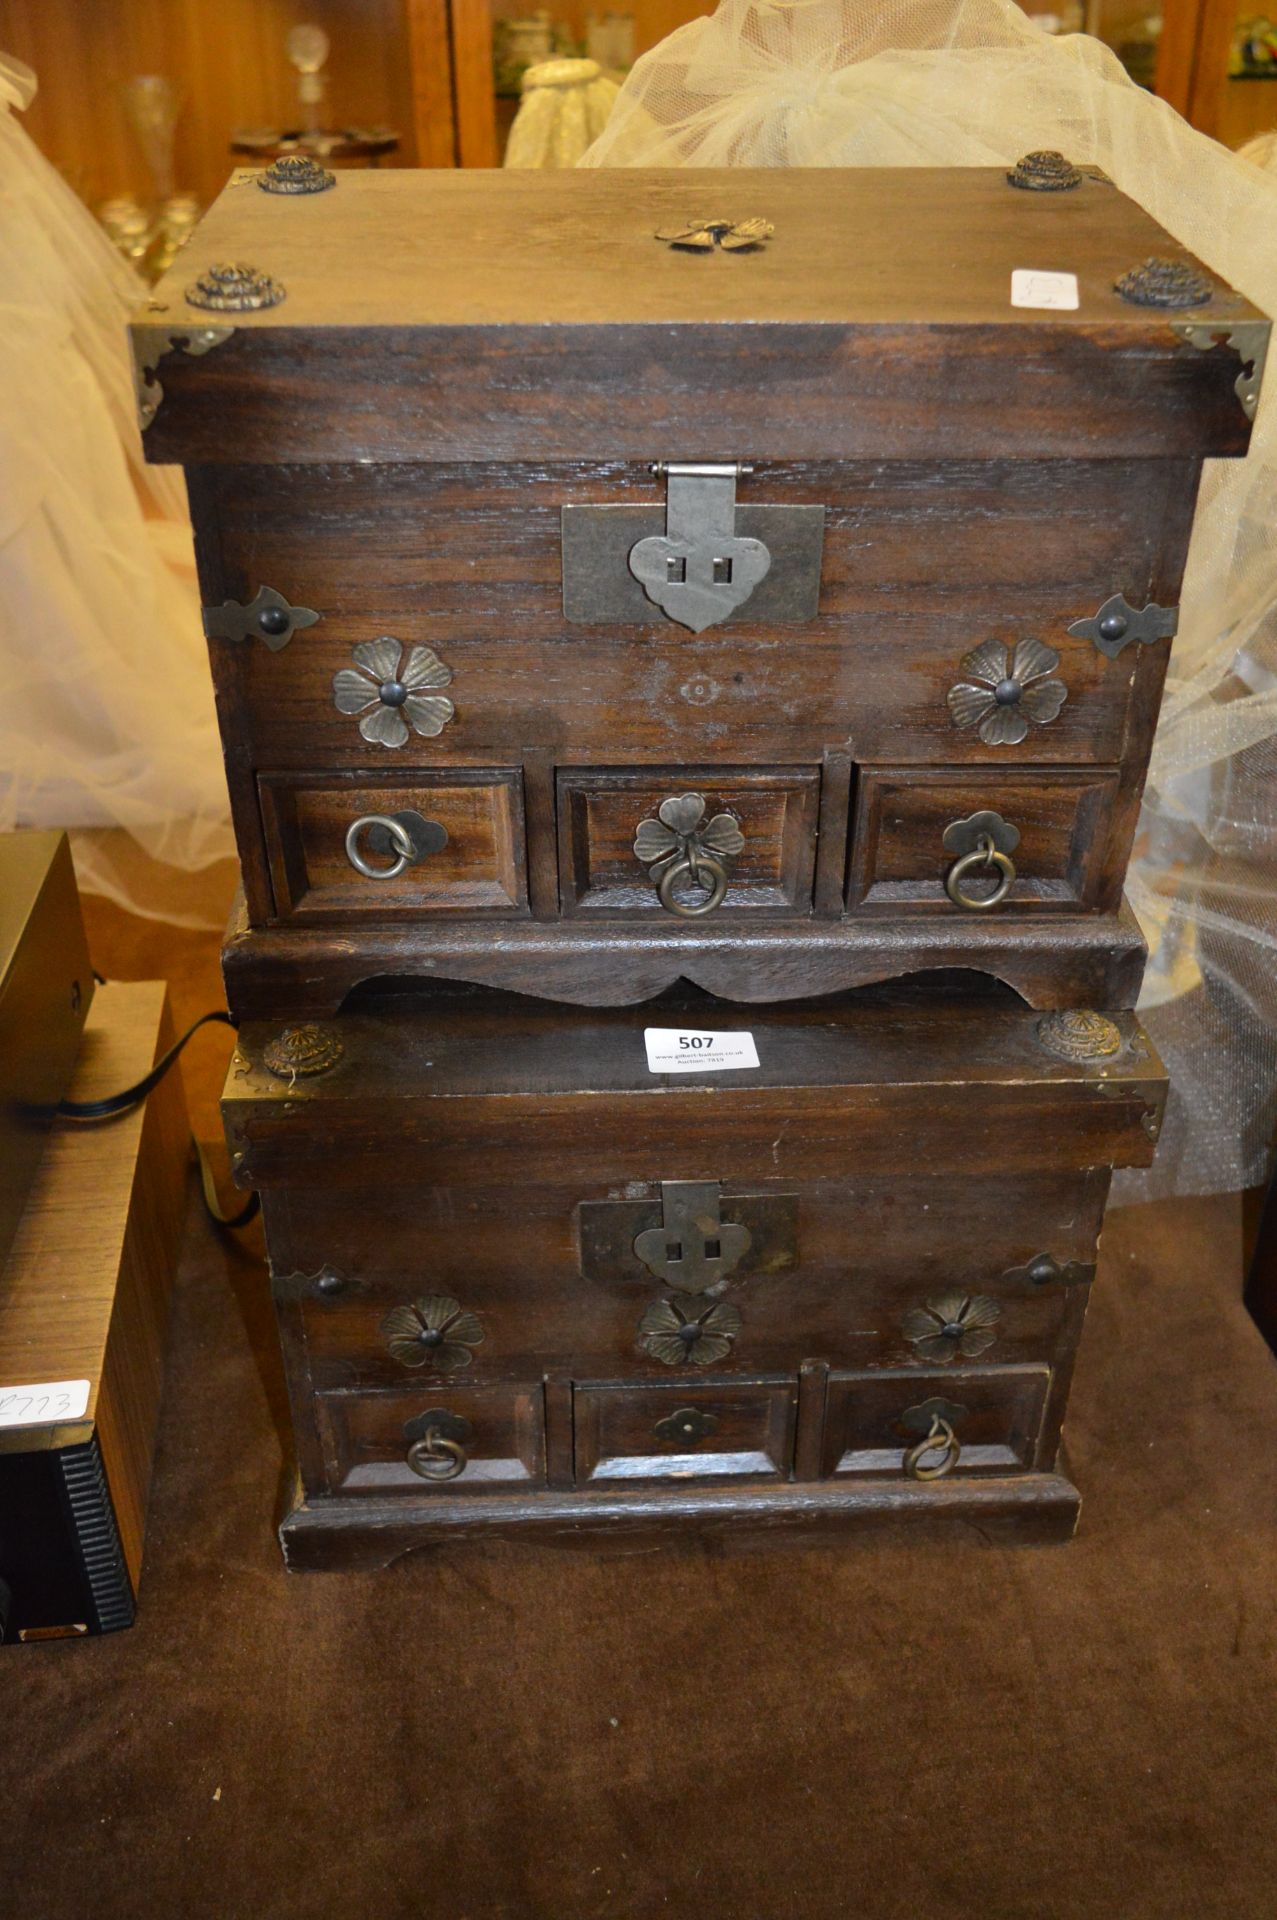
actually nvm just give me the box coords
[58,1005,259,1231]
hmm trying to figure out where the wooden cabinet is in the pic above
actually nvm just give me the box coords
[131,163,1266,1564]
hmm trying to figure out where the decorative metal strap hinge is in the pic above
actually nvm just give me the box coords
[578,1182,797,1289]
[132,323,234,431]
[628,463,772,632]
[202,584,319,651]
[1171,318,1269,423]
[1068,594,1177,659]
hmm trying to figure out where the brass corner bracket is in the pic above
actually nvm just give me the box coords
[1172,318,1269,423]
[131,323,234,431]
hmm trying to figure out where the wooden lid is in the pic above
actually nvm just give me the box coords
[135,167,1268,463]
[223,990,1167,1188]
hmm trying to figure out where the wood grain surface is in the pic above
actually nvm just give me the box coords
[138,170,1265,464]
[0,984,188,1585]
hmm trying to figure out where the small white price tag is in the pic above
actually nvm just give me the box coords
[0,1379,91,1429]
[644,1027,760,1074]
[1011,269,1079,311]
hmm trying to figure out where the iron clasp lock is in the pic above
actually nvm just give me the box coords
[628,463,772,633]
[632,1180,753,1293]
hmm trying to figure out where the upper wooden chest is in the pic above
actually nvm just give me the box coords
[134,166,1268,1017]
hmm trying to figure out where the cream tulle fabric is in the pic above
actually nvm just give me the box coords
[0,56,232,926]
[583,0,1277,1197]
[504,58,621,168]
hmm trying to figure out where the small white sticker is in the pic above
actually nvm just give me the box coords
[644,1027,761,1074]
[0,1379,91,1429]
[1011,269,1080,311]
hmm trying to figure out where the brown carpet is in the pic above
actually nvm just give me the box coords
[3,1181,1276,1920]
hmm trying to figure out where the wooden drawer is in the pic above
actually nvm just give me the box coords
[258,770,527,921]
[557,765,819,915]
[847,766,1128,913]
[573,1378,796,1487]
[315,1383,545,1496]
[820,1365,1051,1478]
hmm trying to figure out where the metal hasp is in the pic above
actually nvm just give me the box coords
[202,584,319,652]
[132,324,234,431]
[629,463,772,632]
[633,1180,753,1292]
[577,1186,797,1287]
[1172,318,1269,423]
[1068,593,1177,659]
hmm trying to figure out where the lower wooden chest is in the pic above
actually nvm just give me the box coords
[222,983,1164,1567]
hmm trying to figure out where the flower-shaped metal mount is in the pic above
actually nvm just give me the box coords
[262,1023,344,1079]
[947,637,1067,747]
[1114,257,1214,309]
[185,261,286,312]
[654,1406,719,1445]
[258,154,336,194]
[655,218,773,252]
[202,584,320,652]
[1067,593,1178,660]
[900,1292,1001,1364]
[633,793,745,917]
[1036,1009,1124,1061]
[638,1294,742,1368]
[1006,150,1081,191]
[382,1295,484,1372]
[332,637,455,748]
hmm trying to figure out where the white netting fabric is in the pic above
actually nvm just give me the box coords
[583,0,1277,1198]
[0,56,233,926]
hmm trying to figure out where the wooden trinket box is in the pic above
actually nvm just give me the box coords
[222,985,1166,1565]
[133,166,1267,1018]
[129,163,1265,1558]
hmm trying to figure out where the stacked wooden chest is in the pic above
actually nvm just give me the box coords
[134,160,1267,1565]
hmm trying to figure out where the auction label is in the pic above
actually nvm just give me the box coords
[644,1028,761,1074]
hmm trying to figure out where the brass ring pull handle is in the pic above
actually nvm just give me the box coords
[656,851,730,918]
[406,1427,468,1481]
[945,834,1016,912]
[345,809,449,881]
[903,1415,961,1482]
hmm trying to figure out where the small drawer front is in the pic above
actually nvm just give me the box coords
[558,766,819,915]
[821,1366,1051,1479]
[259,769,527,921]
[315,1383,545,1495]
[573,1378,796,1487]
[847,767,1125,913]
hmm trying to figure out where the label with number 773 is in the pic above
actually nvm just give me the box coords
[643,1027,761,1074]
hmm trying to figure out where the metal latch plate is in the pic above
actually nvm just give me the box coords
[562,503,825,625]
[578,1183,798,1290]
